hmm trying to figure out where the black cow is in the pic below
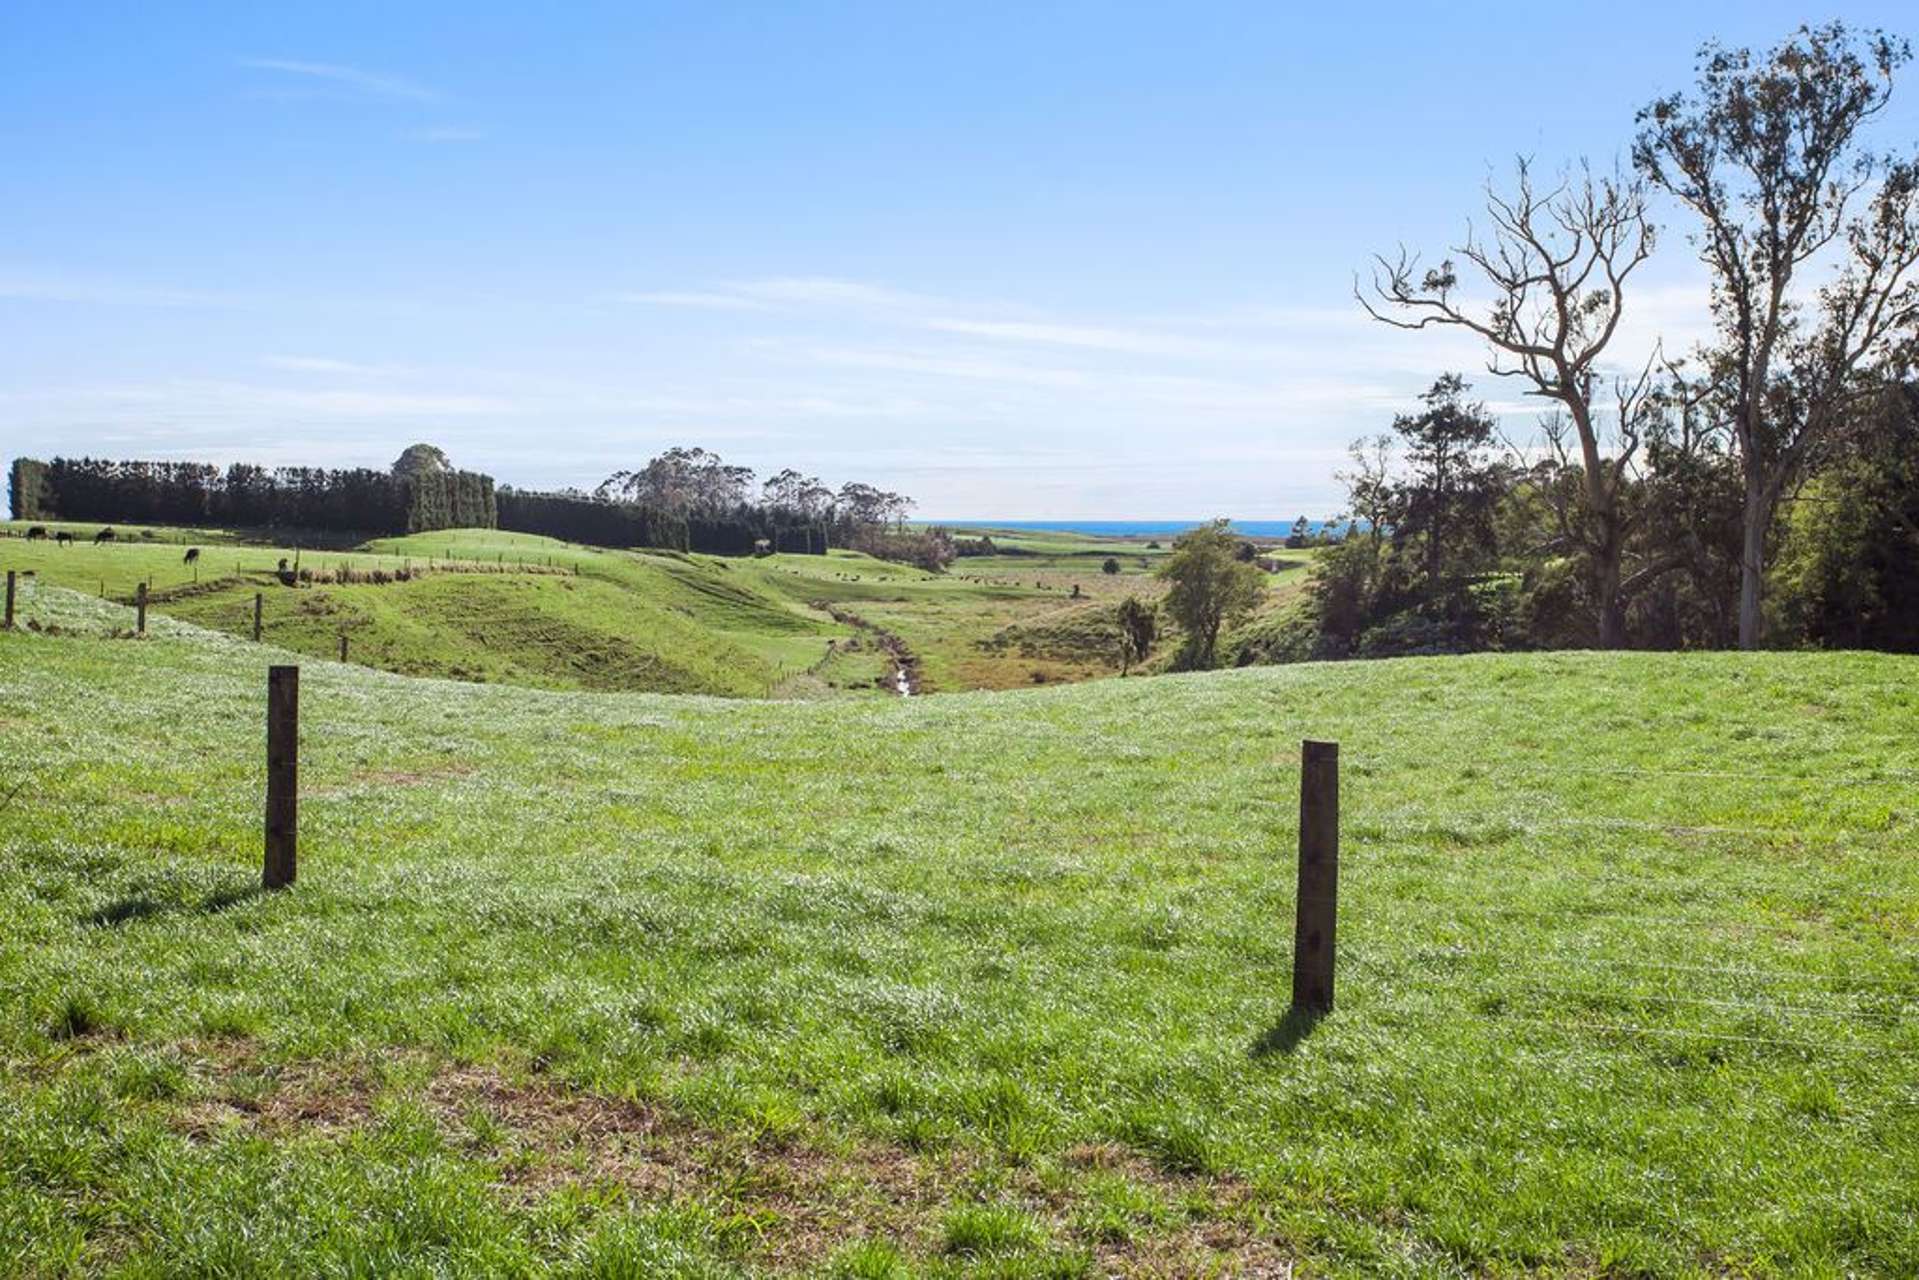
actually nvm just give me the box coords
[183,547,200,565]
[25,525,47,540]
[55,531,73,546]
[94,527,116,544]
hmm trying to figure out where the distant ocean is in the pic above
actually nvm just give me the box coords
[933,519,1340,538]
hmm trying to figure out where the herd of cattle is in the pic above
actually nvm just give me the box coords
[23,526,200,563]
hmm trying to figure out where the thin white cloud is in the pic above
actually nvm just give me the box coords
[262,355,401,376]
[618,290,777,312]
[768,342,1094,390]
[625,276,935,312]
[4,380,511,419]
[924,317,1239,359]
[0,267,235,308]
[239,58,441,104]
[725,277,931,309]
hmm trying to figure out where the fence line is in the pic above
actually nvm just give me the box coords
[1247,760,1919,790]
[1468,906,1915,941]
[1496,982,1907,1025]
[1534,955,1919,989]
[1503,1014,1839,1054]
[1374,962,1914,1012]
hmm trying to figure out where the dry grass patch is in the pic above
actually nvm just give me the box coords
[157,1043,1287,1275]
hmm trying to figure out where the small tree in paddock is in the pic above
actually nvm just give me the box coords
[1157,519,1266,669]
[1102,556,1120,575]
[1116,595,1157,675]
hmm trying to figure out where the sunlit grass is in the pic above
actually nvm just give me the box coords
[1,601,1914,1274]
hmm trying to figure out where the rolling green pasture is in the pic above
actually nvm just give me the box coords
[1,527,854,697]
[2,522,1224,696]
[2,595,1915,1275]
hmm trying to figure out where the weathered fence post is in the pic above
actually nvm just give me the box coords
[264,665,298,889]
[338,633,348,662]
[135,581,148,635]
[4,570,15,628]
[1292,739,1339,1013]
[253,592,263,642]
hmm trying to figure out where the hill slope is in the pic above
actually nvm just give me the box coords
[2,595,1916,1275]
[3,523,1211,696]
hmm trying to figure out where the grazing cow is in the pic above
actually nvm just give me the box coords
[183,547,200,565]
[55,531,72,547]
[25,525,48,540]
[94,527,116,544]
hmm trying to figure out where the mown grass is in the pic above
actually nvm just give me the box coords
[1,592,1915,1275]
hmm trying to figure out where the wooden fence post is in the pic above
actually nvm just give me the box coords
[264,665,298,889]
[135,581,148,635]
[253,592,263,642]
[1292,739,1339,1013]
[338,633,348,662]
[4,570,15,629]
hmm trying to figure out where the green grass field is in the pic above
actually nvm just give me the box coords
[2,589,1915,1276]
[1,523,1217,697]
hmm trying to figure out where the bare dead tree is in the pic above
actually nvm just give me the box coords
[1635,22,1919,648]
[1359,158,1657,646]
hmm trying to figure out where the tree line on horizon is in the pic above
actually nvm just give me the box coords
[8,444,927,562]
[7,453,497,538]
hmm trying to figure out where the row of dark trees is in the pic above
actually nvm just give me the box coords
[8,442,917,560]
[496,487,821,556]
[9,453,496,536]
[1334,22,1919,656]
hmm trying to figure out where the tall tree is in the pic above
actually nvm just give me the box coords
[600,447,754,515]
[391,443,450,478]
[1389,375,1504,594]
[1635,22,1919,647]
[1362,160,1657,646]
[1156,519,1266,669]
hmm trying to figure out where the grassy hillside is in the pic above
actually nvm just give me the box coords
[2,596,1915,1276]
[1,527,856,697]
[3,522,1223,696]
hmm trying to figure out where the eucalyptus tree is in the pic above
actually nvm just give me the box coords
[1635,22,1919,647]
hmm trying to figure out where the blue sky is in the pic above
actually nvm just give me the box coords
[4,3,1917,519]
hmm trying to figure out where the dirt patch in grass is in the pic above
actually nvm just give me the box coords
[160,1042,1288,1276]
[304,762,476,796]
[170,1039,387,1138]
[353,763,477,788]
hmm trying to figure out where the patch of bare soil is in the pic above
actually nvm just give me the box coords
[159,1041,1290,1276]
[304,762,475,797]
